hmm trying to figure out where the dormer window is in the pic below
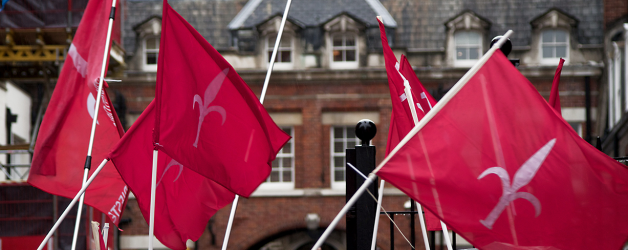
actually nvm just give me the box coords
[541,29,568,63]
[332,34,357,63]
[144,36,159,71]
[444,11,491,68]
[455,31,482,66]
[266,33,293,70]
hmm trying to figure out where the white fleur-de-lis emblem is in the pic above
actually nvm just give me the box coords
[477,138,556,229]
[87,93,99,125]
[192,68,228,148]
[157,159,183,186]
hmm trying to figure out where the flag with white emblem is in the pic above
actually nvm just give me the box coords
[108,101,235,250]
[377,50,628,249]
[28,0,129,226]
[153,1,290,197]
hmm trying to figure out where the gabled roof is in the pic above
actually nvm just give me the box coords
[227,0,397,30]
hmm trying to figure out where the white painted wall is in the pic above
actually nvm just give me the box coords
[1,81,32,181]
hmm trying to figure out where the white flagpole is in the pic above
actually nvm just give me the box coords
[148,149,158,250]
[222,0,293,249]
[37,159,109,250]
[71,0,118,249]
[370,180,385,250]
[315,31,514,250]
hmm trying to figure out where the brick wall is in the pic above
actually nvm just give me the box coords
[604,0,628,27]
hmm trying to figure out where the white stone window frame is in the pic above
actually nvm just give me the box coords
[266,33,294,70]
[330,33,359,69]
[540,29,570,65]
[323,111,379,190]
[454,31,483,67]
[142,36,159,72]
[257,112,301,191]
[261,126,295,190]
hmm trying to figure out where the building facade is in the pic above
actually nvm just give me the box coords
[110,0,606,249]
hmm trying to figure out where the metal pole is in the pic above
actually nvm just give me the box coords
[221,0,293,248]
[37,159,109,250]
[71,0,118,249]
[148,149,158,250]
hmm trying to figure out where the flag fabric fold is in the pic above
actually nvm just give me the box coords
[108,101,235,250]
[549,58,565,114]
[28,0,128,226]
[377,50,628,249]
[153,1,290,197]
[378,18,442,231]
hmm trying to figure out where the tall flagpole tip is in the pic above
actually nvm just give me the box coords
[376,16,383,23]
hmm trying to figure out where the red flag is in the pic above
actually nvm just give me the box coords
[377,50,628,249]
[549,58,565,115]
[28,0,129,226]
[153,1,290,197]
[109,101,235,250]
[379,18,442,231]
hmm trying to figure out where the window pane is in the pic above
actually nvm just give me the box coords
[555,31,566,43]
[334,127,344,138]
[542,31,553,43]
[456,48,467,60]
[333,37,343,47]
[334,157,344,167]
[333,50,343,61]
[269,51,277,63]
[282,141,291,154]
[467,32,480,44]
[282,170,291,182]
[280,51,291,62]
[469,48,479,59]
[555,45,567,58]
[272,160,279,169]
[283,158,292,169]
[455,32,468,45]
[146,53,157,65]
[334,170,344,182]
[542,46,554,58]
[146,38,158,49]
[279,36,291,48]
[334,142,344,153]
[346,128,355,139]
[345,37,355,46]
[345,50,356,61]
[270,171,280,182]
[347,138,359,147]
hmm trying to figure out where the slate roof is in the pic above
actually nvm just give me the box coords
[123,0,248,54]
[229,0,394,29]
[378,0,603,49]
[122,0,603,54]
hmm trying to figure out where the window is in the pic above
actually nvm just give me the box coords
[454,31,482,67]
[331,34,358,69]
[143,36,159,71]
[263,127,294,189]
[330,126,358,189]
[541,30,568,64]
[267,34,293,70]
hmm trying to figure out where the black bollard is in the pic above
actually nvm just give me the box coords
[346,119,378,250]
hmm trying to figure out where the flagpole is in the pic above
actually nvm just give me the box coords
[222,0,293,248]
[70,0,118,249]
[316,31,514,250]
[37,159,110,250]
[397,69,446,250]
[148,149,158,250]
[370,180,385,250]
